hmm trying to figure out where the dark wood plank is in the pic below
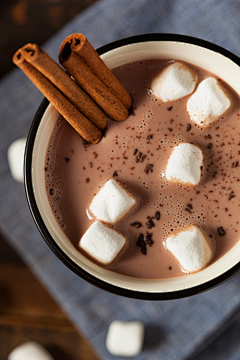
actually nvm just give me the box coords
[0,234,99,360]
[0,0,99,78]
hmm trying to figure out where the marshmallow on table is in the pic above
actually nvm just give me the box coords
[187,77,231,127]
[8,341,54,360]
[151,61,198,102]
[89,178,136,224]
[165,142,203,186]
[7,138,26,182]
[79,220,126,265]
[166,225,212,273]
[106,321,144,357]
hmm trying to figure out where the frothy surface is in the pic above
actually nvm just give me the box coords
[45,59,240,279]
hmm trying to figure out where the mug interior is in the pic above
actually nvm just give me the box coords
[26,35,240,299]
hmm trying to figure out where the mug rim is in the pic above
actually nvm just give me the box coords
[24,33,240,300]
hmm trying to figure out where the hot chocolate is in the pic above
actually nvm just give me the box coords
[45,58,240,279]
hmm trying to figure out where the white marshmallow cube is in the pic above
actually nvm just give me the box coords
[187,77,231,127]
[7,138,26,182]
[165,142,203,186]
[151,61,198,102]
[79,221,126,265]
[89,179,136,224]
[166,225,212,273]
[106,321,144,357]
[8,341,54,360]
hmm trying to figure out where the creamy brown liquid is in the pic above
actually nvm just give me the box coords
[45,59,240,279]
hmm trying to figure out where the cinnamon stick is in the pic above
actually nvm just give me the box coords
[59,39,129,122]
[22,43,107,131]
[63,33,132,110]
[13,48,102,144]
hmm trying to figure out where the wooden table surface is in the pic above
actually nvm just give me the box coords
[0,1,100,359]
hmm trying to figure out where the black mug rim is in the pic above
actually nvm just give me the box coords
[25,33,240,300]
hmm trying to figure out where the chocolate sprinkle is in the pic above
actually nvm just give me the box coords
[155,211,161,220]
[65,157,70,162]
[217,226,226,236]
[131,221,142,228]
[113,171,118,177]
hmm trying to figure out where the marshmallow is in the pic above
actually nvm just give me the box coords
[8,341,54,360]
[79,221,126,265]
[89,179,136,224]
[151,61,198,102]
[187,77,231,127]
[165,142,203,186]
[166,225,212,273]
[7,138,26,182]
[106,321,144,357]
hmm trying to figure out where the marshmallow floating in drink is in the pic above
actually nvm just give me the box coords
[187,77,231,128]
[165,142,204,186]
[7,138,26,183]
[151,61,198,102]
[106,321,144,357]
[8,341,54,360]
[166,225,213,273]
[89,179,136,224]
[79,221,126,265]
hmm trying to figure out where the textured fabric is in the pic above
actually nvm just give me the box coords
[1,0,240,359]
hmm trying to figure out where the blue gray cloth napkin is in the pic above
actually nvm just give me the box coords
[1,0,240,359]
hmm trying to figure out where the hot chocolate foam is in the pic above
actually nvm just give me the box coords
[45,59,240,279]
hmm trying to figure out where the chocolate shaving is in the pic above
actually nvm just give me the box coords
[65,157,70,162]
[136,152,146,163]
[133,148,138,155]
[130,221,142,228]
[204,134,212,139]
[136,233,146,255]
[207,143,212,150]
[145,232,154,245]
[146,218,155,228]
[167,106,173,111]
[113,171,118,177]
[232,161,239,168]
[217,226,226,236]
[144,163,154,174]
[228,191,236,200]
[187,204,193,210]
[147,134,153,140]
[185,207,192,213]
[155,211,161,220]
[186,123,191,131]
